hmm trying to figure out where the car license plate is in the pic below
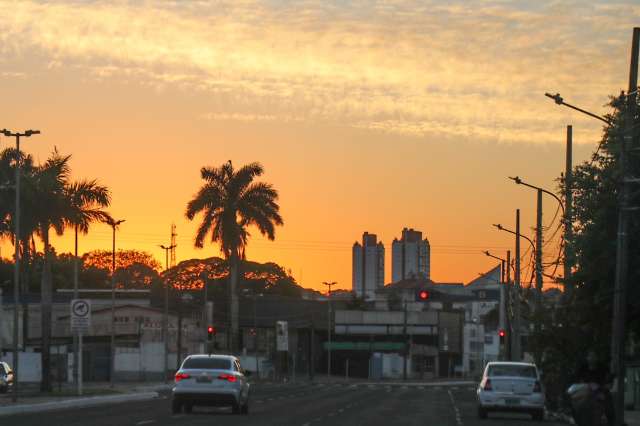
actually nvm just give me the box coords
[196,376,212,383]
[505,398,520,405]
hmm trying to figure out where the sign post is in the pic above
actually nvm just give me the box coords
[70,299,90,396]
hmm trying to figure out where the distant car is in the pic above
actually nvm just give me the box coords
[477,361,545,421]
[0,361,14,393]
[171,354,250,415]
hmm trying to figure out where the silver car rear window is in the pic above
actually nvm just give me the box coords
[182,358,232,370]
[487,365,537,378]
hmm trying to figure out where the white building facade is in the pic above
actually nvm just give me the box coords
[391,228,431,282]
[352,232,385,300]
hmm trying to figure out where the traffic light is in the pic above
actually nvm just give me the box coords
[415,289,430,301]
[207,325,216,341]
[498,328,506,344]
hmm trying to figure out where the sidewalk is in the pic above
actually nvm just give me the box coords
[627,410,640,426]
[0,381,172,416]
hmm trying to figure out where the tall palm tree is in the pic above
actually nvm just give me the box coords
[65,179,112,291]
[186,161,283,352]
[0,148,39,347]
[33,150,72,392]
[65,179,112,385]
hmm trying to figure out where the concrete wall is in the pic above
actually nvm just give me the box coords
[0,352,42,382]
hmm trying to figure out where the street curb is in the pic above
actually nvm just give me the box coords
[0,391,159,417]
[547,410,575,424]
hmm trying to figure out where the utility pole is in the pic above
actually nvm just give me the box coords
[513,210,522,361]
[160,243,175,384]
[535,188,543,361]
[506,250,511,361]
[108,218,125,388]
[323,281,337,381]
[564,125,573,298]
[1,129,39,403]
[403,300,408,381]
[310,313,315,382]
[611,27,639,426]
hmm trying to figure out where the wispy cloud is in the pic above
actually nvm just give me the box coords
[1,0,637,142]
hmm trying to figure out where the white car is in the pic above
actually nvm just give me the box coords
[171,354,251,414]
[477,361,545,421]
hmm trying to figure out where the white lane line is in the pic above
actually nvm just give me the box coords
[338,408,344,413]
[302,423,310,426]
[418,386,425,390]
[401,385,408,390]
[136,421,156,425]
[447,389,463,426]
[328,412,336,417]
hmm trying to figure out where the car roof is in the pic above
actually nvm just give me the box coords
[485,362,537,368]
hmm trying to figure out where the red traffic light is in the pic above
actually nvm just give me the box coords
[418,290,429,300]
[207,326,214,333]
[498,329,506,337]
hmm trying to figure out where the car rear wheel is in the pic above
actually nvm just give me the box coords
[241,402,249,415]
[171,399,182,414]
[478,406,488,419]
[232,402,241,415]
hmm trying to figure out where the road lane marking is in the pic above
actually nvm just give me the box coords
[136,421,156,425]
[448,389,463,426]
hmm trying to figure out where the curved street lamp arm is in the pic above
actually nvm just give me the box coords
[509,176,565,217]
[492,224,536,252]
[544,93,612,125]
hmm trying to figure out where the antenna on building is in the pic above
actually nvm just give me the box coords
[170,223,177,267]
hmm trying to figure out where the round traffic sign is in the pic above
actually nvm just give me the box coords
[72,300,90,318]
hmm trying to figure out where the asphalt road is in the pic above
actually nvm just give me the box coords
[3,382,566,426]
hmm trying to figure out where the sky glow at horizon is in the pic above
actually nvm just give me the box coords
[0,0,638,290]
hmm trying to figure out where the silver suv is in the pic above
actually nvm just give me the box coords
[171,354,250,414]
[0,362,14,393]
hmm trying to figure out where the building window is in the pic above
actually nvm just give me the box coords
[484,335,494,345]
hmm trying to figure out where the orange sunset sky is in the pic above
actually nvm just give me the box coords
[0,1,638,292]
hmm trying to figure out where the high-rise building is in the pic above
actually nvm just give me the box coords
[391,228,431,282]
[352,232,385,300]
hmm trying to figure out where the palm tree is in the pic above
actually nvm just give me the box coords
[65,179,112,292]
[33,150,72,392]
[0,148,39,346]
[186,161,283,352]
[65,180,112,385]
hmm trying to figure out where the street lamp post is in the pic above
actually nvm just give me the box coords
[509,176,566,358]
[160,244,175,384]
[546,29,639,425]
[484,250,509,360]
[108,218,125,388]
[1,128,40,403]
[323,281,337,381]
[493,213,527,361]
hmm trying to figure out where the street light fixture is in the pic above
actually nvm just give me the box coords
[493,224,535,252]
[107,218,125,388]
[544,93,612,125]
[1,128,40,403]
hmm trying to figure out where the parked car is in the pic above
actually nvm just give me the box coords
[171,354,250,415]
[477,361,545,421]
[0,362,14,393]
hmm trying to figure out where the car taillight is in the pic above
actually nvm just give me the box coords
[533,381,542,393]
[175,372,191,383]
[483,378,492,391]
[218,374,237,383]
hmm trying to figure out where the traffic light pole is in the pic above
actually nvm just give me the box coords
[403,300,408,381]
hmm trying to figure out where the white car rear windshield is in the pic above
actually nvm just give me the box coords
[487,365,537,378]
[183,358,232,370]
